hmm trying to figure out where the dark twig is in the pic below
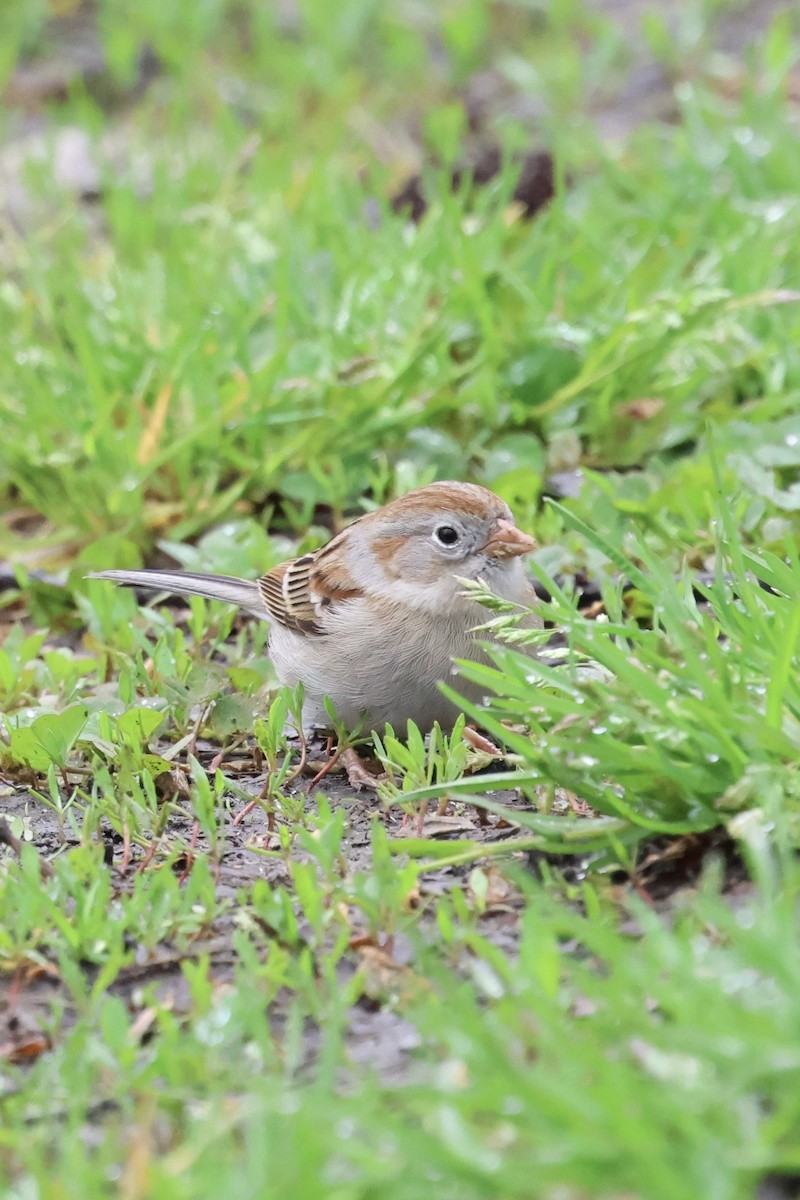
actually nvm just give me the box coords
[0,818,53,878]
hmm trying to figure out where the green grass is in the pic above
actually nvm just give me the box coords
[2,1,800,1196]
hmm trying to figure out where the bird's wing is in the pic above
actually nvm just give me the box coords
[259,556,323,635]
[258,549,361,636]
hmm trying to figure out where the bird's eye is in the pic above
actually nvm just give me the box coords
[435,525,460,546]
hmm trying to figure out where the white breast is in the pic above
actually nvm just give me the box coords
[268,599,503,733]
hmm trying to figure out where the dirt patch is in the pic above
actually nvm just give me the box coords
[0,763,541,1086]
[0,754,750,1093]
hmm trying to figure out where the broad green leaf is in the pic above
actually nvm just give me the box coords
[8,706,88,770]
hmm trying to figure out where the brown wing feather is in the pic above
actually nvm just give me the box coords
[259,556,322,634]
[258,550,362,636]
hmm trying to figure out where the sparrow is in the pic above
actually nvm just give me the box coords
[89,481,542,735]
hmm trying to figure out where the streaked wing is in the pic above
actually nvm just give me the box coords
[259,556,323,635]
[258,541,364,637]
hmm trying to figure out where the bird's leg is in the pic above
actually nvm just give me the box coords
[340,748,386,791]
[459,724,504,824]
[462,724,503,757]
[565,790,594,817]
[305,744,386,792]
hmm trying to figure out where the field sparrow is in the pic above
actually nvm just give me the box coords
[90,481,542,734]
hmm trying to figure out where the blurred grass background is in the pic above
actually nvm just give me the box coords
[2,0,799,586]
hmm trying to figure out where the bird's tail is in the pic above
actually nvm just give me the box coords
[87,570,265,618]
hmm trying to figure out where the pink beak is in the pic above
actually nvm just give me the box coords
[482,518,536,559]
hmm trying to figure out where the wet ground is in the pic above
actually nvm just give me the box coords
[1,764,543,1081]
[0,741,752,1087]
